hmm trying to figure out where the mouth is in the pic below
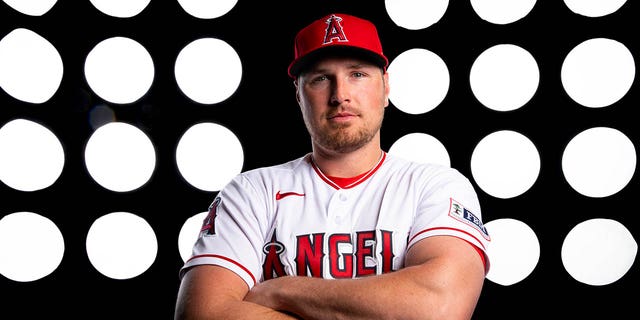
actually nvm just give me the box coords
[328,112,357,121]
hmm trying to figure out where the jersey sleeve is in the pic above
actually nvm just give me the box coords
[408,168,491,272]
[179,173,269,289]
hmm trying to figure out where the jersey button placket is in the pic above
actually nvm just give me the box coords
[328,190,349,226]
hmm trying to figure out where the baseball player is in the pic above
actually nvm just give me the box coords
[175,12,490,320]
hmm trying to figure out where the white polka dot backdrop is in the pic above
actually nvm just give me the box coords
[0,1,637,318]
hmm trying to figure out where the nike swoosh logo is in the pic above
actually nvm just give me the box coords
[276,191,305,200]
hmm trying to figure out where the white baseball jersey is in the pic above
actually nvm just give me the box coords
[180,152,491,288]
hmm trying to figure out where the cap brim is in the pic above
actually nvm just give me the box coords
[288,46,388,78]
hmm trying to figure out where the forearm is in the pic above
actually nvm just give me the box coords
[244,237,485,320]
[175,265,300,320]
[177,300,299,320]
[255,269,427,320]
[246,265,473,320]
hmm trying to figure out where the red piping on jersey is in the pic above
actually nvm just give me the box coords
[187,254,256,286]
[409,226,489,273]
[409,226,487,250]
[311,152,386,190]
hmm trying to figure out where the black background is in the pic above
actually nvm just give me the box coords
[1,1,637,318]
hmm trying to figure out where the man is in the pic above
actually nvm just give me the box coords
[175,12,490,320]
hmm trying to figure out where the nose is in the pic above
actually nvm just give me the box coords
[330,78,350,106]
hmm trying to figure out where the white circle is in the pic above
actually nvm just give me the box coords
[0,212,64,282]
[175,38,242,105]
[470,44,539,111]
[471,0,537,24]
[563,0,627,18]
[485,218,540,286]
[89,0,150,18]
[385,0,449,30]
[0,119,65,191]
[176,122,244,191]
[388,132,450,167]
[471,130,540,199]
[177,0,237,19]
[0,28,63,103]
[84,36,155,104]
[84,122,156,192]
[388,48,450,115]
[561,38,635,108]
[562,127,636,198]
[1,0,57,16]
[562,218,637,286]
[86,212,158,280]
[178,211,208,262]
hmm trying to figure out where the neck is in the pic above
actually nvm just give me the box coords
[311,142,383,178]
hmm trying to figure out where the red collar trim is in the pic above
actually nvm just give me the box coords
[311,152,386,190]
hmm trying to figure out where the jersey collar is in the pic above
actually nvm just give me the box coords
[310,151,386,190]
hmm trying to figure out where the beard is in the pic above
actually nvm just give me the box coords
[309,116,383,154]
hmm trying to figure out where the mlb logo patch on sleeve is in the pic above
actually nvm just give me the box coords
[448,198,490,240]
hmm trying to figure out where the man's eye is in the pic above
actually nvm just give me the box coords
[352,72,365,78]
[312,75,328,82]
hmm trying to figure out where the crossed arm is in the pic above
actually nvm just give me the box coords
[174,235,486,320]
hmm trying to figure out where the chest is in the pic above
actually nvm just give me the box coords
[265,186,415,276]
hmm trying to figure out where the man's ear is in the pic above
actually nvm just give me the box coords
[383,72,390,108]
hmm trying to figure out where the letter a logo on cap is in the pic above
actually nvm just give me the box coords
[323,15,348,45]
[288,13,389,78]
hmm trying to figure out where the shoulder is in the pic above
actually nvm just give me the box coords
[383,153,467,181]
[240,154,311,178]
[218,154,311,199]
[228,154,313,191]
[381,154,477,200]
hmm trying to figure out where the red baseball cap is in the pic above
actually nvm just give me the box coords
[288,13,389,78]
